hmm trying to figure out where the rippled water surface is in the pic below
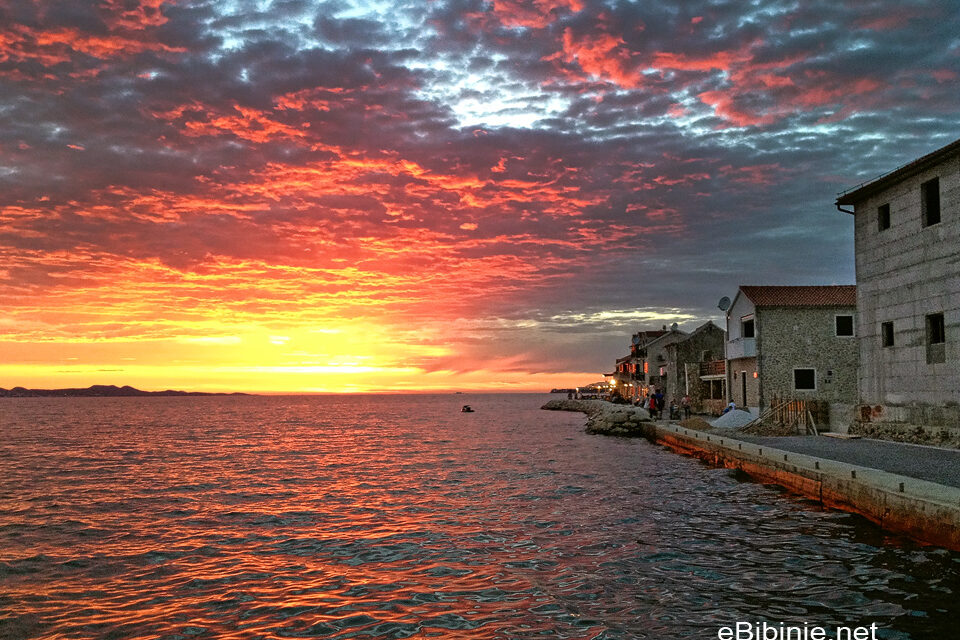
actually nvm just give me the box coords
[1,394,957,639]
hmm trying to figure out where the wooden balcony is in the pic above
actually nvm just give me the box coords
[699,360,726,378]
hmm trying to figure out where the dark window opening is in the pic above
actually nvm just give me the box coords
[927,313,946,364]
[794,369,816,390]
[836,315,854,337]
[922,178,940,226]
[881,321,894,347]
[927,313,945,344]
[709,379,725,400]
[741,317,755,338]
[878,203,890,231]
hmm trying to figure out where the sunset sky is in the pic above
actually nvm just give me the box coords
[1,0,958,393]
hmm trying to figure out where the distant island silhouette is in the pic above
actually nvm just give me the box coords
[0,385,249,397]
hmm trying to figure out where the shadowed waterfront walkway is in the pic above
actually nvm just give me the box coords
[543,400,960,548]
[714,433,960,489]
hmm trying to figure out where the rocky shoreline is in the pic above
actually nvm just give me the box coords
[541,398,656,436]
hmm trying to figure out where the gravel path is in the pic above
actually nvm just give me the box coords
[731,435,960,488]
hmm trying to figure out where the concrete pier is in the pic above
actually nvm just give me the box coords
[543,399,960,550]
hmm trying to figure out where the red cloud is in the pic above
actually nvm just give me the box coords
[492,0,584,29]
[0,23,182,71]
[698,91,775,128]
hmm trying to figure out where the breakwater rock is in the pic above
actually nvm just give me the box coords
[541,399,655,436]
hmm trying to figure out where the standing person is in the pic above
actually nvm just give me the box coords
[646,389,656,419]
[655,389,664,420]
[681,394,691,419]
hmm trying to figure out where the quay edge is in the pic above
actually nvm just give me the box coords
[543,399,960,551]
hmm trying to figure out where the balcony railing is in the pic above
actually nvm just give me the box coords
[726,337,756,360]
[699,360,726,377]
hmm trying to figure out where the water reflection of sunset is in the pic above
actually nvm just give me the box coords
[3,395,957,638]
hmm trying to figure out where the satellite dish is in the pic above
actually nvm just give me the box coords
[718,296,731,311]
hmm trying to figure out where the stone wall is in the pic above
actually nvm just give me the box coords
[664,322,725,406]
[852,403,960,448]
[851,151,960,434]
[684,369,726,415]
[756,306,859,426]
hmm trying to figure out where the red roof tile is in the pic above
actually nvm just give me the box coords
[739,285,856,307]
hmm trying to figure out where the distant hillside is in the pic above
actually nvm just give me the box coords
[0,385,249,397]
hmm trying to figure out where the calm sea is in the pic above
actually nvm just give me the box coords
[0,394,957,639]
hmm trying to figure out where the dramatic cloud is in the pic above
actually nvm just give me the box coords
[1,0,958,391]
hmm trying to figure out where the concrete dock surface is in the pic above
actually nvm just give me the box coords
[716,433,960,489]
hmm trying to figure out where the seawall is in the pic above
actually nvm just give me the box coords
[543,399,960,550]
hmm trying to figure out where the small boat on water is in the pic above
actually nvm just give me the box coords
[461,405,474,413]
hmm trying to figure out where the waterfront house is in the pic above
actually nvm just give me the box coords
[611,328,665,401]
[661,321,727,414]
[634,326,686,401]
[835,137,960,445]
[725,285,858,429]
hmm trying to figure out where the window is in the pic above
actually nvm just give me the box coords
[922,178,940,226]
[835,315,854,337]
[877,203,890,231]
[881,321,894,347]
[709,379,725,400]
[794,368,816,390]
[741,316,755,338]
[927,313,945,364]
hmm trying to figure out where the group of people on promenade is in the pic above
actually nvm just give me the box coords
[639,388,691,421]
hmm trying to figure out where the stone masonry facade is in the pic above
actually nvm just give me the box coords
[756,306,859,428]
[838,139,960,446]
[663,322,725,407]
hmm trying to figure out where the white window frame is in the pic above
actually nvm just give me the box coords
[793,367,817,391]
[835,314,855,338]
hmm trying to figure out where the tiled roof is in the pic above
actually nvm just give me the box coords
[739,285,856,307]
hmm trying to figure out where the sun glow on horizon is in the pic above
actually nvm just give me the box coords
[1,0,951,393]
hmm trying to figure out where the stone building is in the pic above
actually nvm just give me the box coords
[610,326,697,402]
[638,326,686,398]
[835,137,960,445]
[725,285,858,428]
[662,321,726,411]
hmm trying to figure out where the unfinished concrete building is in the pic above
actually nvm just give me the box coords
[836,137,960,446]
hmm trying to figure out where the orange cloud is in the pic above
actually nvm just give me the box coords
[492,0,584,28]
[556,27,642,88]
[697,90,775,127]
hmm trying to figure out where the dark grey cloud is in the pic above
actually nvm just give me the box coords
[1,0,958,374]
